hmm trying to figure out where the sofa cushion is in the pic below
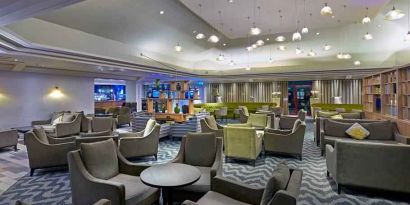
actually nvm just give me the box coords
[346,123,369,140]
[241,106,249,116]
[185,133,216,167]
[317,111,339,118]
[62,113,75,123]
[361,121,393,140]
[260,162,290,205]
[330,114,343,119]
[143,119,156,137]
[324,120,352,138]
[340,112,361,119]
[205,116,218,130]
[33,127,49,144]
[108,173,158,203]
[41,125,56,134]
[177,166,210,193]
[324,136,398,147]
[196,191,250,205]
[52,115,63,125]
[81,139,119,180]
[51,112,65,123]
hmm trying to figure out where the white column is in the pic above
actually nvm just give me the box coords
[126,80,137,102]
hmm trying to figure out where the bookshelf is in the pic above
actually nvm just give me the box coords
[363,65,410,136]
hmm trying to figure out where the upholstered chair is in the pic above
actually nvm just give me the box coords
[91,117,116,133]
[200,116,224,138]
[171,132,222,202]
[117,107,131,127]
[215,107,228,122]
[106,107,120,117]
[118,119,160,159]
[0,129,18,151]
[273,109,306,131]
[265,119,303,135]
[264,120,306,160]
[68,139,159,205]
[24,128,76,176]
[182,162,303,205]
[38,113,82,138]
[247,113,271,130]
[223,126,263,165]
[239,106,250,123]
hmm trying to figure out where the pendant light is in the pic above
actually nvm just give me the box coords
[275,11,286,42]
[385,6,405,21]
[195,4,206,39]
[278,45,287,51]
[336,15,352,59]
[296,46,303,55]
[307,49,316,57]
[323,44,332,51]
[320,3,333,16]
[301,0,309,34]
[175,43,182,52]
[405,0,410,41]
[268,44,274,63]
[249,3,262,35]
[208,0,219,43]
[292,21,302,41]
[256,39,265,46]
[363,32,373,40]
[362,7,371,24]
[216,11,225,61]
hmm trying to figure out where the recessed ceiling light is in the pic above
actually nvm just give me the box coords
[228,0,234,3]
[354,60,361,65]
[377,24,382,28]
[195,33,206,39]
[223,43,227,46]
[337,53,352,59]
[159,10,165,15]
[316,32,320,36]
[266,38,270,41]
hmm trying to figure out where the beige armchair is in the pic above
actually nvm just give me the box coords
[171,133,223,202]
[223,126,263,166]
[90,117,116,133]
[264,120,306,160]
[118,119,160,159]
[274,109,306,131]
[25,128,76,176]
[68,139,159,205]
[117,107,131,127]
[200,116,224,138]
[238,106,249,123]
[182,162,303,205]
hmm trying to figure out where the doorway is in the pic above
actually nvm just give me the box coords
[288,81,312,115]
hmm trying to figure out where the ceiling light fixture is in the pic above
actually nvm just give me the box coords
[256,39,265,46]
[296,47,303,55]
[216,53,225,61]
[307,49,316,57]
[159,10,165,15]
[249,4,262,35]
[354,60,361,65]
[385,6,405,21]
[320,3,333,16]
[275,11,286,42]
[175,43,182,52]
[195,4,206,40]
[252,44,258,48]
[208,34,219,43]
[196,33,205,39]
[323,44,331,51]
[362,7,371,24]
[292,30,302,41]
[301,0,309,34]
[363,32,373,40]
[278,45,287,51]
[301,27,309,34]
[246,46,254,51]
[275,35,286,42]
[337,52,352,59]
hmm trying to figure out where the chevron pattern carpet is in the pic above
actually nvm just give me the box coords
[0,121,409,205]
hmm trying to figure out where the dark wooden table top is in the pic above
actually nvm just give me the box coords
[140,163,201,188]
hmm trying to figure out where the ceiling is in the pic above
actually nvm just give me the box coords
[1,0,410,81]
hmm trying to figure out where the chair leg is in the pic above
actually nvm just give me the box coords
[14,145,18,151]
[154,154,158,160]
[30,169,35,177]
[326,170,329,177]
[337,184,342,194]
[298,154,302,161]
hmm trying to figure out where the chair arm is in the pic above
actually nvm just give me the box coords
[270,190,297,205]
[325,144,337,177]
[31,119,51,126]
[170,136,185,163]
[320,130,326,152]
[211,138,223,178]
[47,136,76,144]
[212,176,264,205]
[92,199,111,205]
[182,200,199,205]
[393,126,410,144]
[264,128,291,135]
[117,150,150,176]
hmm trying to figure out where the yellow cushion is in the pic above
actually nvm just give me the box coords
[330,114,343,119]
[345,123,369,140]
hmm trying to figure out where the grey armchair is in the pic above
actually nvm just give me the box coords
[0,129,18,151]
[182,162,303,205]
[274,109,306,131]
[264,120,306,160]
[36,113,82,138]
[68,139,159,205]
[90,117,116,133]
[24,128,76,176]
[117,107,131,127]
[200,116,224,138]
[239,106,250,123]
[171,132,223,202]
[118,119,160,159]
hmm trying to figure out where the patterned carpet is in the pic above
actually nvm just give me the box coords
[0,121,409,205]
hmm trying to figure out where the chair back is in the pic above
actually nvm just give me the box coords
[92,117,115,132]
[143,119,157,137]
[223,126,258,159]
[119,107,131,115]
[220,107,228,115]
[248,113,268,128]
[297,109,306,121]
[184,133,217,167]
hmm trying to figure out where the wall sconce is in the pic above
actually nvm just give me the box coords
[49,86,64,99]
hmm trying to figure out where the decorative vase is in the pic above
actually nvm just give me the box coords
[176,83,181,91]
[154,101,159,113]
[174,103,180,114]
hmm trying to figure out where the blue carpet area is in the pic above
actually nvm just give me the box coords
[0,121,409,205]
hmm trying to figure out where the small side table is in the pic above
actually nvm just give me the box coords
[140,163,201,205]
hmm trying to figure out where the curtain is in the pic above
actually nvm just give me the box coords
[312,79,362,104]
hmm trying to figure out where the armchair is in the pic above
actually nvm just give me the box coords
[223,126,263,165]
[182,162,303,205]
[37,113,82,138]
[118,119,160,159]
[238,106,250,123]
[200,116,224,138]
[264,120,306,160]
[90,117,116,133]
[117,107,131,127]
[0,129,18,151]
[247,113,270,130]
[171,132,223,202]
[274,109,306,131]
[24,128,76,176]
[68,139,159,205]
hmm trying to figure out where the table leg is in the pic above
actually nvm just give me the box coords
[162,187,173,205]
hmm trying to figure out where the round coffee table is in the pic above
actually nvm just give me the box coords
[140,163,201,205]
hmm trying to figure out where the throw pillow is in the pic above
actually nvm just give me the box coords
[61,113,75,123]
[33,127,49,144]
[260,162,290,205]
[52,116,63,125]
[346,123,370,140]
[330,114,343,119]
[143,119,156,137]
[205,116,218,130]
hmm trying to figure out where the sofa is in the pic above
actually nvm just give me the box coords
[310,103,363,119]
[314,110,364,146]
[194,102,276,119]
[320,119,410,155]
[182,162,303,205]
[326,140,410,194]
[0,129,18,151]
[32,112,82,138]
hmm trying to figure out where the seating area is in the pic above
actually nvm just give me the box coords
[1,1,410,205]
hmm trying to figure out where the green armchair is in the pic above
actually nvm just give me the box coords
[247,113,271,130]
[223,126,263,165]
